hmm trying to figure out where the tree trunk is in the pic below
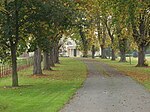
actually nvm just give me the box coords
[92,45,95,59]
[53,44,60,64]
[55,50,60,64]
[10,0,19,87]
[55,44,60,64]
[49,48,55,67]
[101,46,104,58]
[33,47,42,75]
[79,27,88,58]
[105,22,116,61]
[131,10,149,67]
[53,46,56,63]
[101,45,107,59]
[102,24,107,59]
[111,38,116,61]
[111,49,116,60]
[10,45,19,87]
[119,39,127,62]
[43,51,51,70]
[137,45,146,67]
[83,47,88,58]
[119,50,126,62]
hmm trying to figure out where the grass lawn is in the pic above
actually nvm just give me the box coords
[96,57,150,91]
[0,58,87,112]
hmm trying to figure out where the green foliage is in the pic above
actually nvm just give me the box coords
[0,0,79,61]
[0,0,30,62]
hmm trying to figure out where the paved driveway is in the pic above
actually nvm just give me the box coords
[61,59,150,112]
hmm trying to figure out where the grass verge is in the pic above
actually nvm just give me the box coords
[96,57,150,91]
[0,58,87,112]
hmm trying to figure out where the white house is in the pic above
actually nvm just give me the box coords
[59,38,82,57]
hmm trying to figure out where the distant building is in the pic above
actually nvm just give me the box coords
[20,52,34,58]
[20,52,29,58]
[59,38,82,57]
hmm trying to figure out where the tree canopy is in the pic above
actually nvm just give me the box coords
[0,0,150,87]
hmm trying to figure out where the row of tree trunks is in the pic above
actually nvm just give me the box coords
[33,40,61,75]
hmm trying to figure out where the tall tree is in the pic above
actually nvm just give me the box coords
[128,0,150,66]
[0,0,27,87]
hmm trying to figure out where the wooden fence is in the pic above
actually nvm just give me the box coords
[0,57,33,78]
